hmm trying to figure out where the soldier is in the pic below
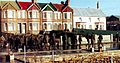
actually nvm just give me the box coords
[79,34,82,49]
[86,33,91,49]
[115,32,119,48]
[98,34,103,50]
[62,33,67,50]
[91,34,95,48]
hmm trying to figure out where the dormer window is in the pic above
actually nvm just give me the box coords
[98,18,100,21]
[79,17,82,21]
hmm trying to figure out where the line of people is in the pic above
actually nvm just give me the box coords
[0,33,59,52]
[0,32,104,52]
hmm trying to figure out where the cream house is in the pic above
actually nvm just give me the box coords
[73,8,106,30]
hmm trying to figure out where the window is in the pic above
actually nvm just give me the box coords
[89,25,92,29]
[43,12,47,19]
[4,10,15,18]
[47,12,53,19]
[8,23,14,31]
[4,23,8,31]
[29,11,32,18]
[95,25,98,30]
[54,13,58,19]
[32,10,39,18]
[64,13,71,19]
[89,18,91,22]
[67,13,70,19]
[18,10,26,18]
[48,23,52,29]
[53,23,58,30]
[98,18,100,21]
[64,24,67,29]
[100,25,104,30]
[79,17,82,21]
[81,25,86,29]
[70,24,72,29]
[43,23,47,29]
[4,10,7,18]
[58,24,61,30]
[58,13,61,19]
[64,13,66,19]
[32,23,38,30]
[29,23,32,30]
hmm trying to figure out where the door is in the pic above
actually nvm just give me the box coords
[18,23,22,33]
[22,23,26,34]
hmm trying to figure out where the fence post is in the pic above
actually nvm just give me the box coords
[60,36,63,50]
[52,50,54,63]
[110,34,113,48]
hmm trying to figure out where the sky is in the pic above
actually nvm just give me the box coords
[1,0,120,16]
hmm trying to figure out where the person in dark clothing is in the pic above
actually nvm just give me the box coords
[27,35,33,51]
[98,34,103,50]
[39,35,44,50]
[90,34,95,48]
[14,36,21,52]
[79,35,82,49]
[115,32,120,48]
[86,33,91,49]
[49,33,56,50]
[7,35,14,50]
[71,33,77,49]
[62,33,67,50]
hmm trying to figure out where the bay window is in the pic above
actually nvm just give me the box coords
[28,10,39,18]
[8,23,14,31]
[63,12,71,19]
[4,10,15,18]
[18,10,26,18]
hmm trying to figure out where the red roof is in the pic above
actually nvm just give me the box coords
[62,6,73,12]
[28,4,39,10]
[53,4,73,12]
[53,4,64,12]
[18,2,32,10]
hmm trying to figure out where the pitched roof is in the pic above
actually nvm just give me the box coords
[73,8,106,17]
[62,6,73,12]
[37,3,57,11]
[53,4,64,12]
[18,2,32,10]
[0,1,20,10]
[37,3,47,9]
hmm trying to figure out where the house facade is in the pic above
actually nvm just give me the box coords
[106,15,120,31]
[0,0,73,34]
[1,1,20,33]
[73,8,106,30]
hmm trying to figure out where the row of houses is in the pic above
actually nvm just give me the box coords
[0,0,106,34]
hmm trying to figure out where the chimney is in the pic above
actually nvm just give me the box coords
[32,0,37,3]
[67,0,70,6]
[65,0,70,6]
[97,1,99,9]
[61,1,64,5]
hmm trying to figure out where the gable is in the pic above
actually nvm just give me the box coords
[42,4,54,11]
[2,1,20,10]
[27,4,40,10]
[62,6,73,12]
[3,3,16,10]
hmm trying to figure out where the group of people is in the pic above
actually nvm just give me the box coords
[0,33,60,52]
[85,33,103,50]
[0,31,104,52]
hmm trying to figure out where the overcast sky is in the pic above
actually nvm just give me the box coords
[1,0,120,16]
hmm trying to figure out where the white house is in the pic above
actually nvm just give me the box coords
[73,8,106,30]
